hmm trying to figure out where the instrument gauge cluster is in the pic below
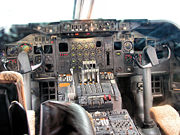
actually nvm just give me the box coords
[5,43,33,72]
[6,46,18,56]
[123,41,133,52]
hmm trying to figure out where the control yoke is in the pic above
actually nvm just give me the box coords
[133,45,171,134]
[17,48,44,74]
[134,45,171,68]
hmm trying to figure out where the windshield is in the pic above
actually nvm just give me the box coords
[0,0,74,27]
[1,0,180,27]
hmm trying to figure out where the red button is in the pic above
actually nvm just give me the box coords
[104,95,107,101]
[108,95,111,101]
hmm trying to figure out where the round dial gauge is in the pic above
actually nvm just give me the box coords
[90,51,95,56]
[19,43,32,53]
[90,43,95,49]
[84,44,89,49]
[7,46,18,56]
[123,41,133,51]
[77,44,83,50]
[71,44,75,50]
[84,51,89,57]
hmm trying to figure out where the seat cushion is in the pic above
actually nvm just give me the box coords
[150,105,180,135]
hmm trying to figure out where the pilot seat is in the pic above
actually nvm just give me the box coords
[0,71,30,135]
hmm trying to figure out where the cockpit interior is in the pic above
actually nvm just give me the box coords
[0,0,180,135]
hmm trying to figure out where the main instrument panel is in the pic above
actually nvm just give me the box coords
[2,19,178,102]
[4,19,169,79]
